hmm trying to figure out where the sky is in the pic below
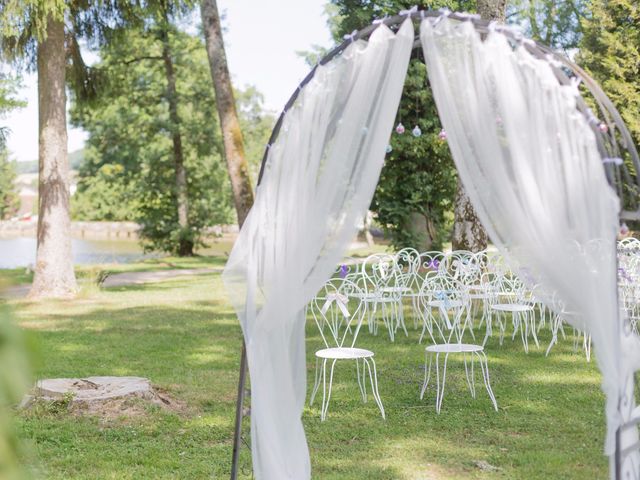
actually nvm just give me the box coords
[4,0,333,163]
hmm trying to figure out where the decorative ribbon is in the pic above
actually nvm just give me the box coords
[399,5,418,16]
[342,30,358,42]
[321,293,350,318]
[603,157,623,166]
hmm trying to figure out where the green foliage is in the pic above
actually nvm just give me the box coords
[0,305,31,480]
[329,0,474,250]
[507,0,587,50]
[236,86,276,181]
[578,0,640,150]
[71,21,274,254]
[372,58,457,250]
[0,150,19,220]
[71,25,234,253]
[71,164,138,221]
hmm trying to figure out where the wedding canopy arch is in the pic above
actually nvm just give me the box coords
[222,9,640,480]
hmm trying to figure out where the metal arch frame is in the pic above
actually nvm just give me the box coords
[231,8,640,480]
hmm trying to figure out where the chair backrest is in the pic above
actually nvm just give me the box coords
[309,279,366,349]
[419,250,445,276]
[419,272,470,342]
[487,275,531,306]
[362,253,401,296]
[395,248,423,290]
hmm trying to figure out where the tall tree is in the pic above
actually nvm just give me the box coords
[0,1,132,298]
[450,0,507,252]
[199,3,255,477]
[200,0,254,226]
[158,4,192,255]
[70,26,246,253]
[579,0,639,149]
[30,12,76,297]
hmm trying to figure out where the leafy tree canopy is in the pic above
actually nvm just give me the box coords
[579,0,639,150]
[328,0,475,250]
[70,24,273,252]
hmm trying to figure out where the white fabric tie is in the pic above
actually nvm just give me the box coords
[321,292,350,318]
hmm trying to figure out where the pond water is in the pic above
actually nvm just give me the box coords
[0,237,236,269]
[0,237,151,268]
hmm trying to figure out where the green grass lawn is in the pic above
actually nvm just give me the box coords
[2,265,608,479]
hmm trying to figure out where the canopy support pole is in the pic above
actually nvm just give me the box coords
[230,341,248,480]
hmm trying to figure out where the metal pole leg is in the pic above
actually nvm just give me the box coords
[230,340,248,480]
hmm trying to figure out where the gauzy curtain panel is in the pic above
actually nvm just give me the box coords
[421,17,639,456]
[222,19,413,479]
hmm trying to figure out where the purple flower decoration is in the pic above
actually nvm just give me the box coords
[598,122,608,133]
[427,259,440,270]
[395,122,405,135]
[438,129,447,141]
[339,264,348,278]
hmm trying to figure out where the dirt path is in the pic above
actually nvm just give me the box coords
[1,267,222,299]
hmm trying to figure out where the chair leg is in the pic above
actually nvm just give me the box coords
[436,352,450,413]
[420,350,433,400]
[356,358,367,403]
[529,311,540,348]
[463,353,476,398]
[476,351,498,411]
[364,358,385,419]
[310,356,321,406]
[321,359,337,421]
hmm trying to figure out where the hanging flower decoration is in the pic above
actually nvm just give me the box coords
[385,144,393,153]
[598,122,608,133]
[438,129,447,141]
[412,125,422,137]
[395,122,405,134]
[620,223,630,236]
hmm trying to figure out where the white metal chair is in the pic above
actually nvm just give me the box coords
[487,275,539,352]
[361,253,407,341]
[309,279,385,421]
[417,274,498,413]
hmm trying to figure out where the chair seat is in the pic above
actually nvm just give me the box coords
[491,303,533,312]
[425,343,484,354]
[315,347,374,359]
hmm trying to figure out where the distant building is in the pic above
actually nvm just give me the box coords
[13,171,77,218]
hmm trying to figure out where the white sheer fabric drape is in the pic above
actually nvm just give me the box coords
[421,17,640,457]
[223,19,413,479]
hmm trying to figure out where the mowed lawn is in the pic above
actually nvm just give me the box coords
[3,260,607,479]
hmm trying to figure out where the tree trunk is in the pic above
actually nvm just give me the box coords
[477,0,507,21]
[200,0,254,226]
[29,14,77,299]
[160,25,192,256]
[451,0,506,252]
